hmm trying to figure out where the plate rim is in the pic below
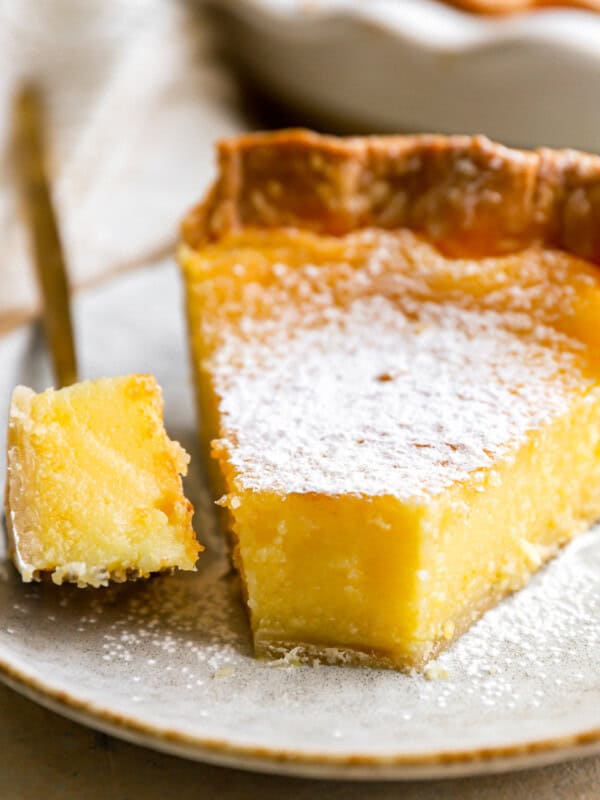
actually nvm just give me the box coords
[1,647,600,780]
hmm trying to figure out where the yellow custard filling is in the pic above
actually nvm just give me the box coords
[181,227,600,669]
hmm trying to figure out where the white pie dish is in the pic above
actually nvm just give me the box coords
[203,0,600,152]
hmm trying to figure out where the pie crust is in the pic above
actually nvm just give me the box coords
[182,129,600,266]
[444,0,600,13]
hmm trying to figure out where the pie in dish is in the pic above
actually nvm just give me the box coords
[179,130,600,671]
[5,375,201,587]
[445,0,600,12]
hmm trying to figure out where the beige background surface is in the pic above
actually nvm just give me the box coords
[1,682,599,800]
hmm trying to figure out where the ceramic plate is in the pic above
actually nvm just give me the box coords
[1,263,600,781]
[204,0,600,152]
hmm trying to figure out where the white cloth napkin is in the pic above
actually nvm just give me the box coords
[0,0,243,332]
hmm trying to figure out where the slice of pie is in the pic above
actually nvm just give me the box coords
[5,374,201,587]
[179,130,600,670]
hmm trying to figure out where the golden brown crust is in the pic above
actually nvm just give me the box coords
[182,129,600,266]
[446,0,600,13]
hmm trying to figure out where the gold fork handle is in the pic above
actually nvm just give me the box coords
[13,83,78,389]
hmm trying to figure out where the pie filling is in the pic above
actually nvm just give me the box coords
[181,226,600,669]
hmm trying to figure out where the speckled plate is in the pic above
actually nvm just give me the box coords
[0,263,600,780]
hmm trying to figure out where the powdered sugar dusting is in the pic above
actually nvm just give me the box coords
[193,229,599,499]
[214,299,590,499]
